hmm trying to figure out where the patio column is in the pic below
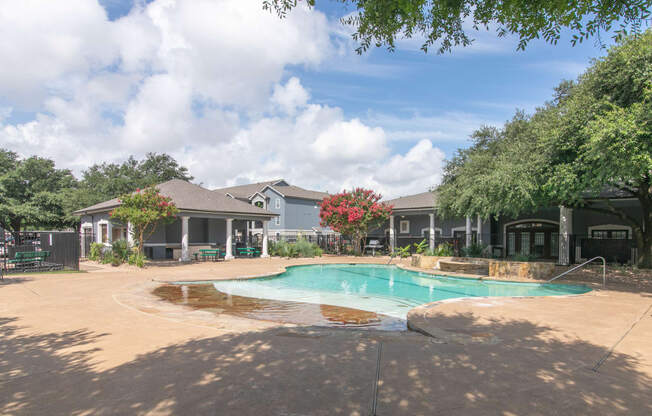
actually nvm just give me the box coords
[180,216,190,262]
[261,220,270,258]
[476,214,483,244]
[559,206,573,265]
[465,216,472,247]
[389,215,396,252]
[428,213,435,251]
[225,218,234,260]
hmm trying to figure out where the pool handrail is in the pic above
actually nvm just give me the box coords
[547,256,606,288]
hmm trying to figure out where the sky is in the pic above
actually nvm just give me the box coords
[0,0,618,198]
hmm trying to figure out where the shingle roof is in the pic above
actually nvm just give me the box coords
[385,191,436,211]
[213,179,329,201]
[74,179,277,217]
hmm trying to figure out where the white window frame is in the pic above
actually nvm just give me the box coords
[275,216,280,226]
[421,227,442,237]
[275,198,281,209]
[399,220,410,234]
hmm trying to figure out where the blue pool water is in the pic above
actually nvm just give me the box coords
[206,264,591,320]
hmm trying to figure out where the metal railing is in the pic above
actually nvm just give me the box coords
[547,256,606,288]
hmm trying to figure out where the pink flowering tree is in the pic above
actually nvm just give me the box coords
[109,186,179,254]
[319,188,393,255]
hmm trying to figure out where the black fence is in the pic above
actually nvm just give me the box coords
[1,230,80,273]
[80,230,95,259]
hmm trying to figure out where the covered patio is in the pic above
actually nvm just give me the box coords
[74,180,278,261]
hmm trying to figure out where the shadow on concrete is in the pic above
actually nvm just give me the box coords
[1,313,650,415]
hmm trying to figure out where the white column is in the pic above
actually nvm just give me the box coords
[559,206,573,265]
[225,218,234,260]
[476,214,483,244]
[428,213,435,251]
[261,220,269,258]
[180,216,190,262]
[245,220,250,246]
[465,216,472,247]
[127,222,135,247]
[389,215,396,252]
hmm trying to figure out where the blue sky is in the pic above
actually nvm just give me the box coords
[0,0,618,197]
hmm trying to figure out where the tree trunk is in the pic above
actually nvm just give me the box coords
[10,217,22,245]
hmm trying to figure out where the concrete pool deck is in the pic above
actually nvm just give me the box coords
[1,256,651,415]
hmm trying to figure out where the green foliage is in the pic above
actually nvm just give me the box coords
[413,239,428,254]
[100,249,114,264]
[128,251,146,268]
[89,242,104,261]
[111,240,130,263]
[269,238,323,258]
[461,242,487,258]
[73,153,193,210]
[509,254,537,262]
[394,245,411,258]
[264,0,651,54]
[437,31,652,268]
[110,187,179,254]
[431,242,454,257]
[0,153,78,235]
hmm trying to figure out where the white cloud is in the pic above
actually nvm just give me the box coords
[271,77,310,115]
[0,0,447,200]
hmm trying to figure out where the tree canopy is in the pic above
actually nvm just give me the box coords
[72,153,193,211]
[265,0,651,54]
[437,30,652,267]
[0,152,78,237]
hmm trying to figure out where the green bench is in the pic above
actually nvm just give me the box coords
[195,249,223,261]
[8,251,50,267]
[236,247,261,258]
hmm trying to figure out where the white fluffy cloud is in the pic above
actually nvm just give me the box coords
[0,0,447,198]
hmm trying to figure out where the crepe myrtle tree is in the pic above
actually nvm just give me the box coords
[319,188,393,255]
[109,187,179,255]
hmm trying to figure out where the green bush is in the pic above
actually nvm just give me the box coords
[430,242,454,257]
[111,240,130,263]
[461,242,487,258]
[509,253,537,262]
[413,239,428,254]
[89,242,104,261]
[269,238,323,258]
[128,251,146,268]
[394,245,411,258]
[100,249,114,264]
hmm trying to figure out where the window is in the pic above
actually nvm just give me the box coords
[275,216,280,226]
[275,198,281,209]
[100,224,108,243]
[399,220,409,234]
[254,201,264,209]
[591,229,628,239]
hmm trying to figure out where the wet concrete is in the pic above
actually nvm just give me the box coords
[153,284,406,330]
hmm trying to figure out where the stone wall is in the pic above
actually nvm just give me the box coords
[488,260,556,280]
[411,254,556,281]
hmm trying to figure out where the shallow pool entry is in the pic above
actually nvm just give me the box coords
[153,284,406,330]
[201,264,591,320]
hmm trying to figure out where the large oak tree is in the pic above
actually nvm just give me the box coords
[437,30,652,267]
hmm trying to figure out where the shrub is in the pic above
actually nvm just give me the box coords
[431,242,454,256]
[394,245,411,258]
[111,254,122,267]
[100,249,114,264]
[461,242,487,258]
[128,251,146,268]
[89,242,104,261]
[509,253,537,262]
[111,240,130,263]
[269,238,323,258]
[413,239,428,254]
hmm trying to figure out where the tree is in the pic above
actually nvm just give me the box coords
[437,30,652,267]
[109,187,179,254]
[74,153,193,210]
[0,153,78,240]
[264,0,651,54]
[319,188,392,254]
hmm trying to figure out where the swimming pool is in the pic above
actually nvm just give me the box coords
[203,264,591,320]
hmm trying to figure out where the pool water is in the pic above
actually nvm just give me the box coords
[206,264,591,320]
